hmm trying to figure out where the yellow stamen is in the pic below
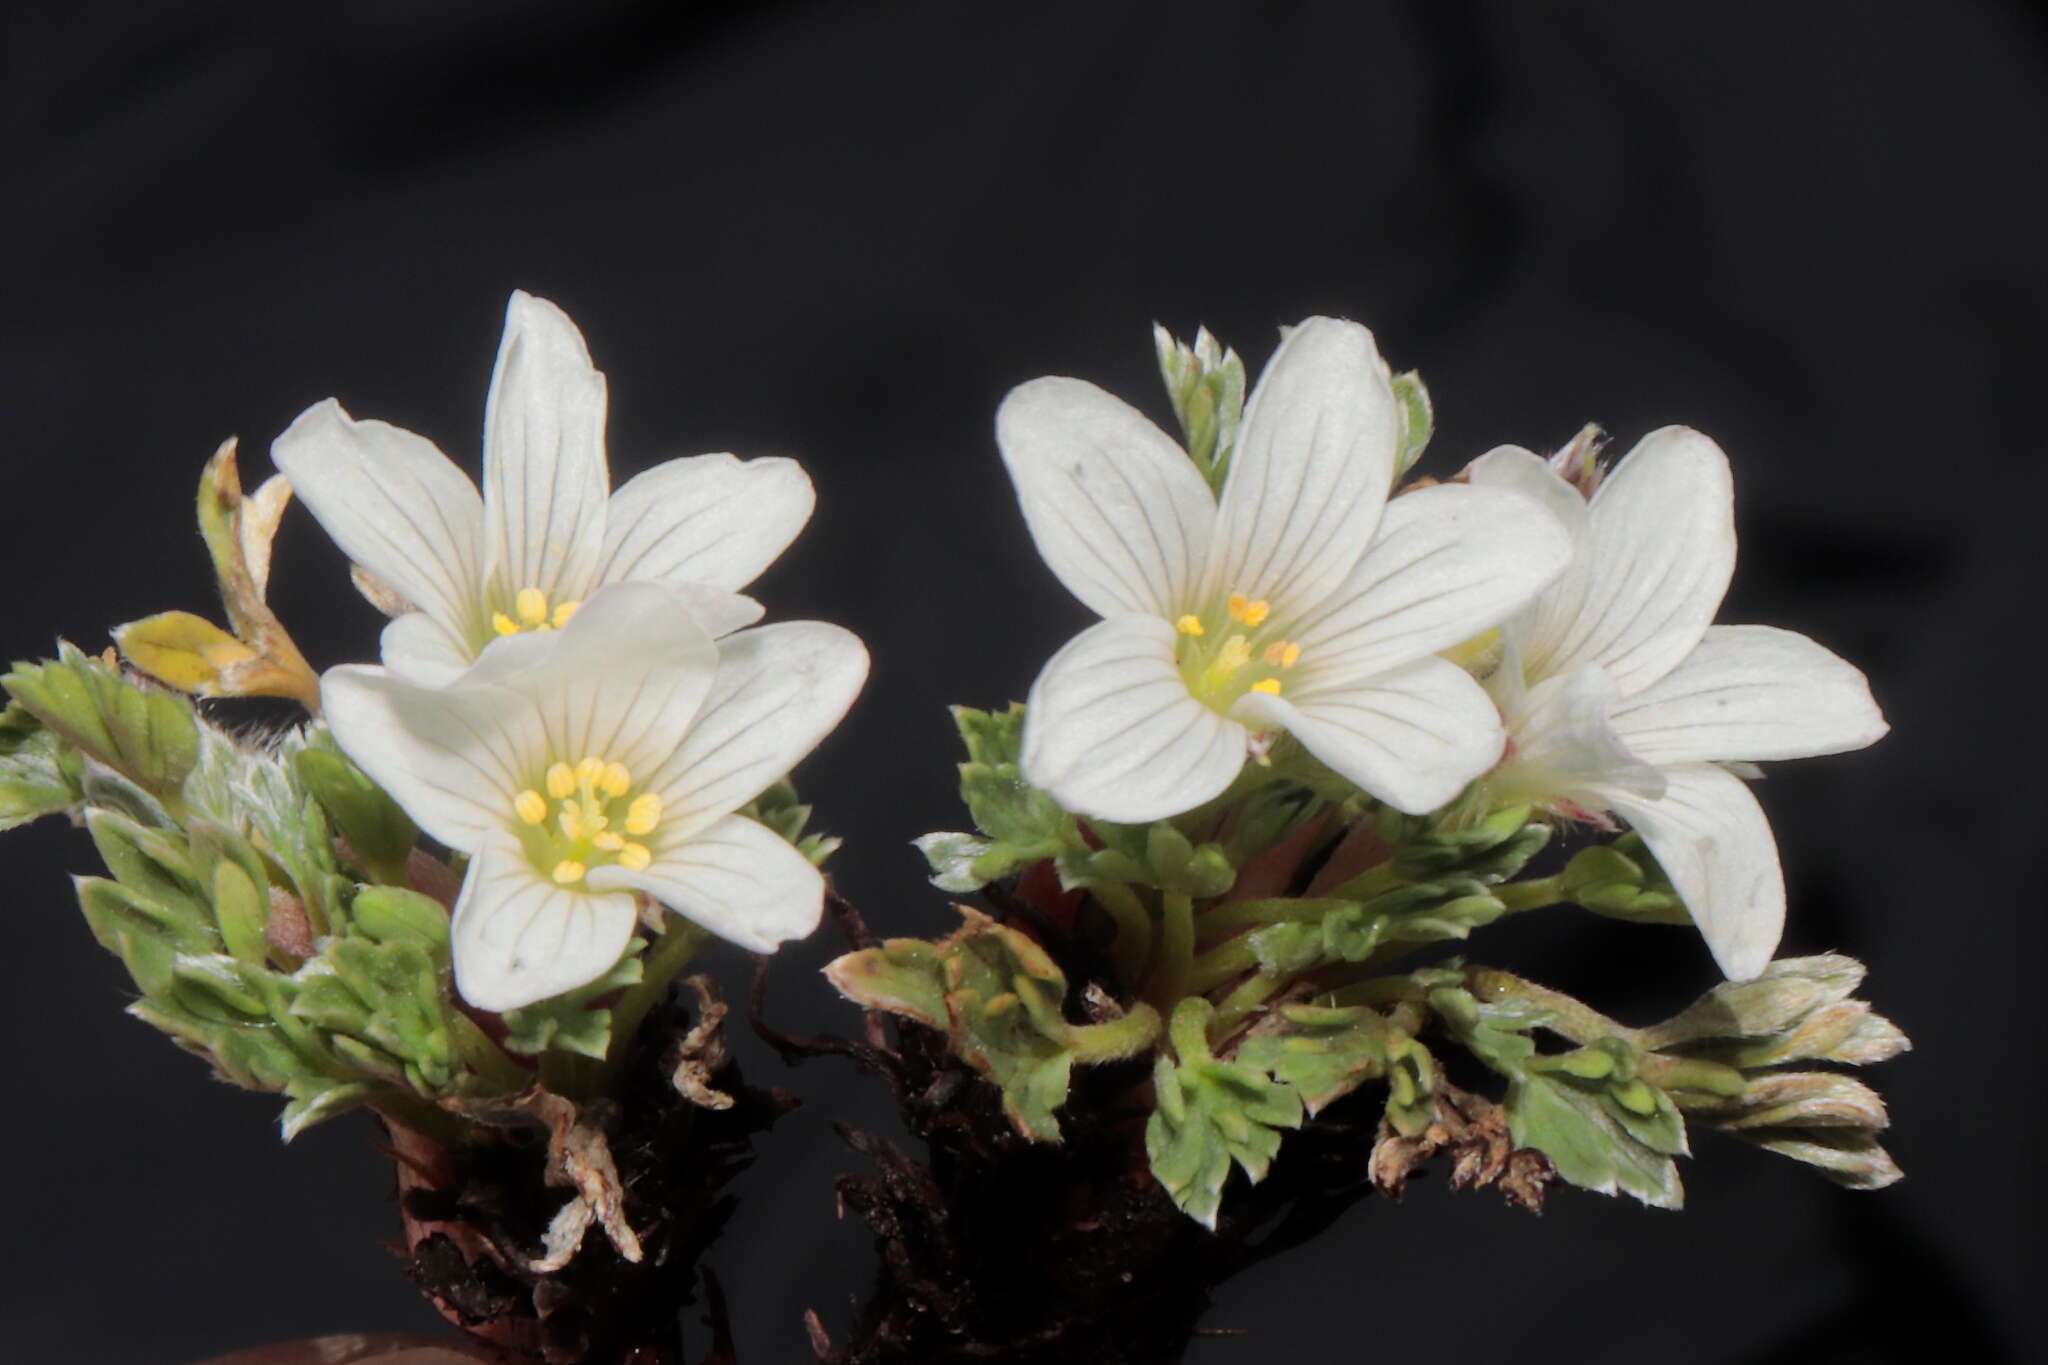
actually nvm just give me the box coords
[1240,599,1270,627]
[1174,614,1206,636]
[625,792,663,836]
[1227,592,1251,620]
[552,600,580,629]
[618,842,653,871]
[551,859,586,885]
[492,612,520,636]
[1281,642,1301,668]
[593,831,625,851]
[574,755,605,789]
[1250,677,1283,695]
[545,762,577,800]
[515,587,549,626]
[514,789,547,825]
[599,761,632,798]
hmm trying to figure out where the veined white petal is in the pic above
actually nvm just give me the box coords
[660,583,765,639]
[589,813,823,953]
[1609,624,1888,765]
[1602,764,1785,981]
[451,839,640,1011]
[1235,655,1505,815]
[483,292,611,605]
[1514,426,1735,695]
[271,400,486,636]
[601,453,815,591]
[646,621,870,840]
[379,613,473,687]
[1492,663,1665,808]
[1021,615,1245,823]
[1212,318,1399,612]
[996,377,1215,618]
[1466,444,1590,542]
[462,581,720,779]
[1292,483,1572,685]
[320,664,544,850]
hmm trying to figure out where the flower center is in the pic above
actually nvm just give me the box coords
[1173,592,1304,710]
[492,585,581,638]
[510,754,663,887]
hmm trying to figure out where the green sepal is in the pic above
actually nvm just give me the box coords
[499,940,646,1060]
[1144,999,1303,1228]
[2,643,198,797]
[0,703,80,829]
[294,742,418,877]
[1561,834,1688,924]
[1391,370,1434,480]
[1154,324,1246,491]
[1638,953,1909,1067]
[1387,805,1550,882]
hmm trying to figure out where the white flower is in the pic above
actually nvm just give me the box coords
[273,291,815,685]
[1470,430,1888,980]
[998,317,1574,824]
[321,580,867,1011]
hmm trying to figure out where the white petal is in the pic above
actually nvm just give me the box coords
[378,612,473,686]
[645,621,870,839]
[319,664,543,851]
[601,453,815,591]
[1212,318,1398,611]
[1465,444,1589,541]
[1494,663,1665,807]
[1514,426,1736,694]
[271,399,486,637]
[1021,615,1246,823]
[589,813,822,953]
[660,583,765,638]
[1603,764,1785,980]
[996,377,1215,618]
[1234,655,1505,815]
[462,581,720,779]
[1609,624,1888,765]
[451,840,639,1011]
[1291,483,1573,685]
[483,292,611,605]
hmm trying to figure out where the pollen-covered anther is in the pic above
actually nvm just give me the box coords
[545,762,577,800]
[1174,614,1206,636]
[494,587,578,638]
[618,842,653,871]
[514,789,548,825]
[1250,677,1283,695]
[516,587,550,627]
[1262,640,1303,668]
[1227,593,1272,628]
[625,792,663,836]
[552,859,587,885]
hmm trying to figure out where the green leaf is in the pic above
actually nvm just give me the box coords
[2,643,198,796]
[346,884,451,953]
[739,776,841,866]
[290,936,457,1091]
[279,1076,377,1141]
[1506,1071,1684,1209]
[824,938,950,1029]
[499,940,646,1061]
[913,831,996,893]
[1391,370,1434,479]
[1144,1001,1302,1227]
[0,703,79,829]
[1236,1003,1392,1115]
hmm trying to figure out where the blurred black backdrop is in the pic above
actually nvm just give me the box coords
[2,3,2039,1362]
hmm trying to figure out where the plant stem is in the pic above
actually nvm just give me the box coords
[1187,934,1259,994]
[447,1010,530,1093]
[1461,966,1628,1043]
[1091,882,1153,987]
[1210,971,1284,1038]
[1148,891,1195,1011]
[600,918,712,1085]
[1067,1001,1163,1062]
[1195,896,1353,941]
[1643,1054,1749,1097]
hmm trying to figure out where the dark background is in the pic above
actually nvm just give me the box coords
[2,3,2038,1361]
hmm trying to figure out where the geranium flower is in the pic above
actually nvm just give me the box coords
[999,317,1573,824]
[1470,430,1887,979]
[321,581,867,1011]
[274,291,814,684]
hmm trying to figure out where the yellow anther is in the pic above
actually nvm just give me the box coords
[599,761,632,798]
[551,859,587,885]
[1250,677,1283,695]
[514,789,547,825]
[545,762,577,800]
[552,600,580,629]
[618,842,653,871]
[515,587,549,626]
[593,831,625,852]
[1227,593,1249,620]
[1262,640,1304,668]
[625,792,663,836]
[574,755,605,789]
[492,612,520,636]
[1281,642,1301,668]
[1241,599,1271,627]
[1174,614,1206,636]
